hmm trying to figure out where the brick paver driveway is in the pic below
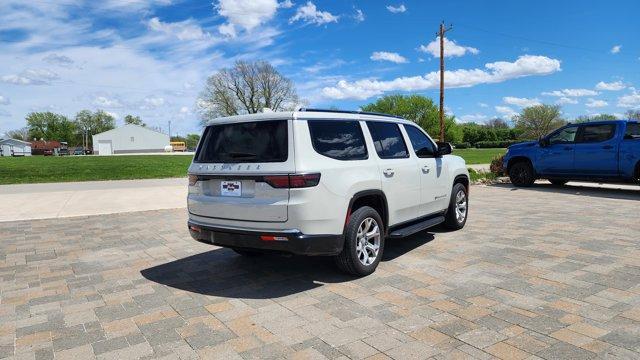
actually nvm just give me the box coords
[1,184,639,359]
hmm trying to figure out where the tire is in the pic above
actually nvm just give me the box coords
[509,161,535,187]
[334,206,385,276]
[549,179,568,186]
[443,183,468,230]
[232,248,263,257]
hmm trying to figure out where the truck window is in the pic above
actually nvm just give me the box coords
[548,126,578,145]
[625,123,639,139]
[578,124,616,143]
[404,125,436,157]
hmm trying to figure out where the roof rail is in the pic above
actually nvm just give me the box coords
[297,108,404,119]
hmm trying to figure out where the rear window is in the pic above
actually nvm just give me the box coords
[625,123,639,138]
[195,120,288,163]
[578,124,616,143]
[366,121,409,159]
[308,120,368,160]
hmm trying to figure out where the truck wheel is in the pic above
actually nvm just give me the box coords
[335,206,384,276]
[443,183,468,230]
[509,162,535,187]
[549,179,568,186]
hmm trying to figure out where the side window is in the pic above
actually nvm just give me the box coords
[404,125,436,157]
[366,121,409,159]
[308,120,368,160]
[625,123,639,139]
[578,124,616,143]
[548,126,578,145]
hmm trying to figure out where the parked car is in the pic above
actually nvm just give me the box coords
[187,109,470,275]
[43,149,54,156]
[58,142,69,156]
[504,120,640,187]
[74,147,85,155]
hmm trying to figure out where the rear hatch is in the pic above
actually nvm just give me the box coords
[188,119,294,222]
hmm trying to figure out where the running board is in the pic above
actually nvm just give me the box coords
[388,216,445,238]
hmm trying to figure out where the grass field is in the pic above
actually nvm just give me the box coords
[0,155,193,185]
[0,148,506,185]
[453,148,506,164]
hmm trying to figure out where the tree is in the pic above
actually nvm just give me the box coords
[361,94,463,143]
[26,112,77,144]
[513,104,566,139]
[626,110,640,121]
[6,127,29,141]
[197,60,299,125]
[124,114,145,126]
[575,114,617,123]
[486,118,509,129]
[74,110,116,148]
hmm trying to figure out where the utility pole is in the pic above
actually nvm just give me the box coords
[438,21,453,142]
[168,120,172,139]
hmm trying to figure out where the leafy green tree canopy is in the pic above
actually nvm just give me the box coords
[124,114,146,126]
[26,112,77,143]
[513,104,566,139]
[361,94,462,143]
[574,114,617,123]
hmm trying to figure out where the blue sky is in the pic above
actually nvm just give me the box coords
[1,0,639,136]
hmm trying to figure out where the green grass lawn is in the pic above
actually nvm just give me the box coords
[0,155,193,185]
[453,148,506,164]
[0,149,505,185]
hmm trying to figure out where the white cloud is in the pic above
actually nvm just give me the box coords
[370,51,408,64]
[180,106,191,114]
[418,37,479,58]
[354,9,365,22]
[478,102,488,108]
[290,1,339,25]
[216,0,279,37]
[611,45,621,54]
[322,55,561,100]
[279,0,294,8]
[148,17,211,41]
[386,4,406,13]
[0,95,10,105]
[585,98,608,108]
[542,88,598,97]
[1,69,59,85]
[142,96,166,109]
[617,90,640,108]
[43,53,74,67]
[92,96,123,108]
[503,96,540,107]
[556,97,578,105]
[458,113,488,123]
[595,81,626,91]
[495,106,518,118]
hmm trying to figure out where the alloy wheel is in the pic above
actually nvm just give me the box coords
[355,217,381,266]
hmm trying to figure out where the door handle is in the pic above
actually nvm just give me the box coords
[602,145,613,150]
[383,169,395,177]
[421,165,431,173]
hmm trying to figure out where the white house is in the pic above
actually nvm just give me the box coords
[92,124,169,155]
[0,138,32,156]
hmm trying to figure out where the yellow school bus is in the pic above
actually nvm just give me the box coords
[170,141,187,152]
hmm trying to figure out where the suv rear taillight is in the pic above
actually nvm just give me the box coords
[264,173,321,188]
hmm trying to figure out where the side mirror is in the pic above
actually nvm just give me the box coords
[436,142,453,156]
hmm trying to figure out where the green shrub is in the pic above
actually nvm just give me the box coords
[475,140,522,148]
[453,142,471,149]
[490,155,505,176]
[467,167,497,182]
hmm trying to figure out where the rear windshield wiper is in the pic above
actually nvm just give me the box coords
[227,151,258,158]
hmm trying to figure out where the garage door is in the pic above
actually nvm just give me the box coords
[98,141,112,155]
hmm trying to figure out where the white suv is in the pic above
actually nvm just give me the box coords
[187,109,469,275]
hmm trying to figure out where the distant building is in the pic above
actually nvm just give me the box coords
[92,124,169,155]
[30,140,61,155]
[0,138,32,156]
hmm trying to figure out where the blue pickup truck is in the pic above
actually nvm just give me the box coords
[503,120,640,187]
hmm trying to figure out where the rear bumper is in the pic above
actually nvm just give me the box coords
[188,221,344,256]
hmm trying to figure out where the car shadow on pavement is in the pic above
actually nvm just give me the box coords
[489,182,640,201]
[140,232,435,299]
